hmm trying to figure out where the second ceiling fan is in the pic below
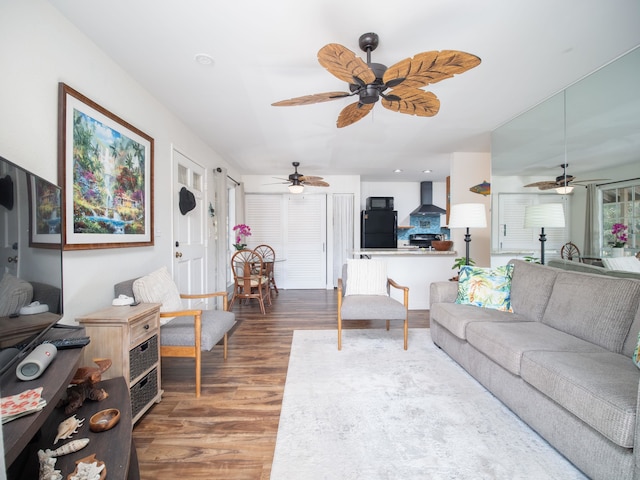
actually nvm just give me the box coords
[272,32,481,128]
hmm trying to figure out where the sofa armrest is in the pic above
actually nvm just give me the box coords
[430,281,458,308]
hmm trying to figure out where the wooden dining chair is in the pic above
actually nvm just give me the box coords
[229,249,272,314]
[560,242,583,262]
[253,244,278,295]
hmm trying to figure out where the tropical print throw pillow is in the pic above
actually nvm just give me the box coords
[455,264,514,312]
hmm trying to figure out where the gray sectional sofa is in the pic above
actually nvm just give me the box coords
[429,259,640,480]
[548,258,640,281]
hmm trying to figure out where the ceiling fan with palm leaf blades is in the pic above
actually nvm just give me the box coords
[272,32,481,128]
[524,164,608,193]
[273,162,330,193]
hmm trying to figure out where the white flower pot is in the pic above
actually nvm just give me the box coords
[611,247,625,257]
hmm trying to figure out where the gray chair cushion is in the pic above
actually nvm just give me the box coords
[521,350,639,448]
[115,277,235,351]
[340,295,406,320]
[161,310,236,351]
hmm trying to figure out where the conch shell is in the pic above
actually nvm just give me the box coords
[44,438,89,457]
[54,414,84,443]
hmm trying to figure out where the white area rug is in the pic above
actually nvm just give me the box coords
[271,328,587,480]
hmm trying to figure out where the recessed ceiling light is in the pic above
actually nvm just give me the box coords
[194,53,214,66]
[423,169,432,173]
[394,169,402,173]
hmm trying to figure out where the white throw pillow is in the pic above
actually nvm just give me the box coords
[602,256,640,273]
[133,267,183,324]
[344,259,388,296]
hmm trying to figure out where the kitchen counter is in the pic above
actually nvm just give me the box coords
[355,248,457,256]
[350,249,458,309]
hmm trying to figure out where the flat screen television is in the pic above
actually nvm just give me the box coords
[0,155,63,378]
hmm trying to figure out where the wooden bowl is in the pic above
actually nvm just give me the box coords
[431,240,453,251]
[89,408,121,432]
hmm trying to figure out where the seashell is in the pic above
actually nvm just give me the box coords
[44,438,89,457]
[68,454,106,480]
[54,414,84,443]
[37,449,63,480]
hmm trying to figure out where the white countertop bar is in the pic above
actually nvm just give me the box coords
[354,249,458,256]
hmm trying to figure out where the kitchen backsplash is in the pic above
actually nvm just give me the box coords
[398,214,450,241]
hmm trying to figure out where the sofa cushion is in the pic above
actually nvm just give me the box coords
[508,260,559,322]
[466,321,606,376]
[455,264,513,312]
[340,295,406,320]
[161,309,236,351]
[431,302,529,340]
[541,273,640,353]
[521,350,638,448]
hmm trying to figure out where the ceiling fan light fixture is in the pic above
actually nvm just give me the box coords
[288,182,304,194]
[555,186,574,194]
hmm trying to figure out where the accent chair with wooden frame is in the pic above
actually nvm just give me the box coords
[337,259,409,350]
[114,267,236,398]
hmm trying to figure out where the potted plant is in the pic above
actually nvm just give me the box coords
[232,223,252,250]
[450,256,475,281]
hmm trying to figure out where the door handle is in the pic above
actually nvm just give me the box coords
[175,252,183,258]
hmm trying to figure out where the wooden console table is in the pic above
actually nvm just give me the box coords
[78,303,163,423]
[6,377,138,479]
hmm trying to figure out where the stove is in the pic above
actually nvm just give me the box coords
[409,233,439,248]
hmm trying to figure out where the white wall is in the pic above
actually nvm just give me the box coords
[449,152,492,267]
[0,0,238,323]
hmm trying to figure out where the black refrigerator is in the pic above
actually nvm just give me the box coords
[361,210,397,248]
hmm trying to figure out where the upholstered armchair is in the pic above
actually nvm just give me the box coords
[114,267,236,397]
[337,259,409,350]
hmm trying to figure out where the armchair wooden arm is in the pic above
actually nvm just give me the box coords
[159,291,232,398]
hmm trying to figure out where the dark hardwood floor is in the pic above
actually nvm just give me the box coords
[132,289,429,479]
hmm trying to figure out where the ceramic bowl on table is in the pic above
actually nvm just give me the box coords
[431,240,453,251]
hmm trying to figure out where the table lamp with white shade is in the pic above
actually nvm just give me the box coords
[524,203,565,265]
[448,203,487,266]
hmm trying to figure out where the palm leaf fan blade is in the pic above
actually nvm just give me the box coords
[382,87,440,117]
[383,50,481,89]
[318,44,376,85]
[272,91,350,106]
[337,102,374,128]
[303,180,330,187]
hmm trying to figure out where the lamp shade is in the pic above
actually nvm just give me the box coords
[524,203,565,228]
[448,203,487,229]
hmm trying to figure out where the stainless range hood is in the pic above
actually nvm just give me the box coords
[410,181,446,215]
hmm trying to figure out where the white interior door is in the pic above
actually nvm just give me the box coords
[244,193,327,289]
[285,194,326,288]
[172,149,206,305]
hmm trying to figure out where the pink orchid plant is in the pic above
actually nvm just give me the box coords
[611,223,628,248]
[232,224,251,250]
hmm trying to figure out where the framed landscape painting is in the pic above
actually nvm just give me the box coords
[28,174,62,248]
[58,83,154,250]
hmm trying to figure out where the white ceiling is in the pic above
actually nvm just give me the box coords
[48,0,640,182]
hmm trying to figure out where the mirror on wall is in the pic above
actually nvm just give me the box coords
[491,47,640,259]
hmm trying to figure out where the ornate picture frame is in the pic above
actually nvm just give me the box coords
[58,83,154,250]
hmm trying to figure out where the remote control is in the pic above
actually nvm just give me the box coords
[44,337,91,350]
